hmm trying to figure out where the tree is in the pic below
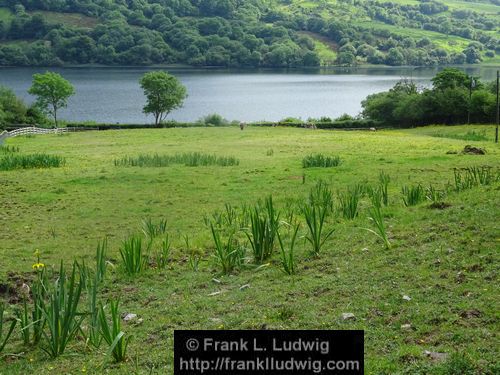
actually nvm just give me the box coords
[0,86,28,128]
[28,72,74,128]
[140,71,187,126]
[431,68,470,91]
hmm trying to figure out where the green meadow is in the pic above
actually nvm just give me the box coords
[0,125,499,374]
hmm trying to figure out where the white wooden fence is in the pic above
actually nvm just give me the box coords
[0,127,68,143]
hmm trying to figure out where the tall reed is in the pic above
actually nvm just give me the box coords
[302,154,341,168]
[245,196,280,263]
[0,303,16,352]
[85,273,101,349]
[95,239,107,284]
[98,300,131,362]
[277,224,300,275]
[402,184,425,206]
[453,166,496,192]
[119,235,148,275]
[302,203,334,256]
[41,262,85,358]
[210,225,243,274]
[426,184,446,204]
[156,235,171,269]
[115,152,239,167]
[0,153,65,171]
[309,180,334,213]
[338,185,362,219]
[142,218,167,239]
[379,171,390,206]
[366,205,391,249]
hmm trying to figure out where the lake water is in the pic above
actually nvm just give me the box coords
[0,66,498,123]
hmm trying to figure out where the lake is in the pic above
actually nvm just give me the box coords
[1,66,498,123]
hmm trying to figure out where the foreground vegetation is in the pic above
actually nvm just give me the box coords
[0,125,499,373]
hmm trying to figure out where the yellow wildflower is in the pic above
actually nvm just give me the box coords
[32,263,45,270]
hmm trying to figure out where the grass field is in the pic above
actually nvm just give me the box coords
[299,31,338,65]
[0,125,499,374]
[0,7,13,24]
[29,11,100,29]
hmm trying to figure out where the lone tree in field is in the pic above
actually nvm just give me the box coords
[28,72,74,128]
[140,71,187,126]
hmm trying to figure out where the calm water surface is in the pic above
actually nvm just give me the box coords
[0,66,497,123]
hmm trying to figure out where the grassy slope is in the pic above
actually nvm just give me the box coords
[0,6,12,23]
[299,31,338,65]
[279,0,499,62]
[0,125,498,374]
[29,10,100,29]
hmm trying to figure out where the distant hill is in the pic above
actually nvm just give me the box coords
[0,0,498,67]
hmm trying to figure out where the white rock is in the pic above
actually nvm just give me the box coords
[403,295,412,301]
[208,291,221,296]
[401,324,412,330]
[239,284,250,291]
[424,350,448,362]
[123,313,137,322]
[342,313,356,320]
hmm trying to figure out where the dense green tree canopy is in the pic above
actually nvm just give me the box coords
[0,0,496,67]
[362,68,497,127]
[0,86,47,129]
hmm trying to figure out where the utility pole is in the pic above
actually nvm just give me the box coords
[496,70,499,144]
[467,76,474,125]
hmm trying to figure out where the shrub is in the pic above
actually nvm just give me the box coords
[200,113,229,126]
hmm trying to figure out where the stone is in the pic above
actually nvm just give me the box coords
[123,313,137,322]
[462,145,485,155]
[342,313,356,320]
[424,350,448,362]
